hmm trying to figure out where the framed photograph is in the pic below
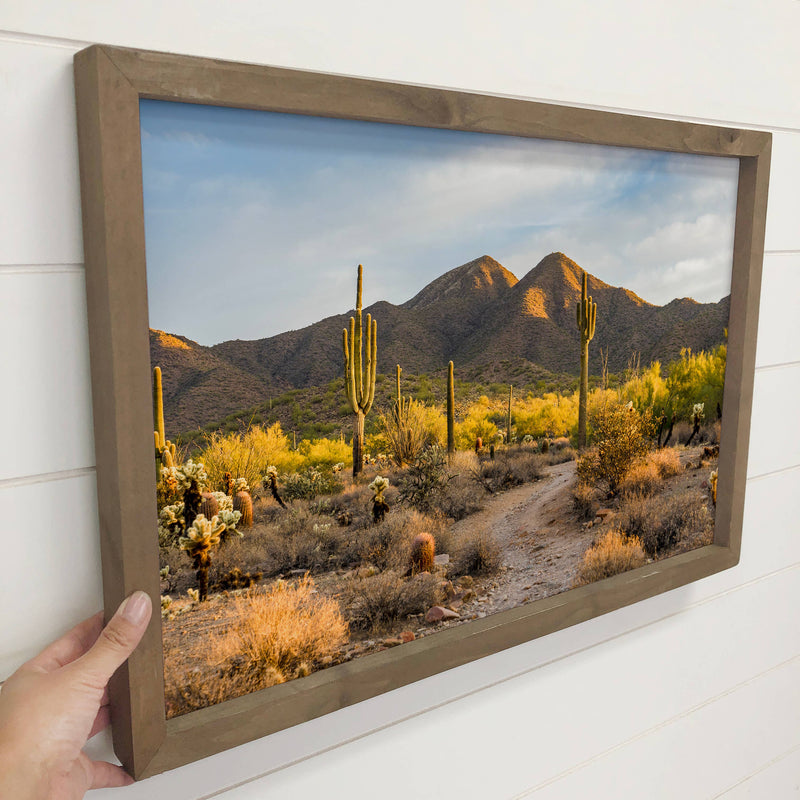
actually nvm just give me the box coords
[73,44,770,779]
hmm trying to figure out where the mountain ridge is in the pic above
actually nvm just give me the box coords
[152,252,729,435]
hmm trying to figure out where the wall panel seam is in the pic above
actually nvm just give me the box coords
[509,653,800,799]
[0,467,95,490]
[0,263,84,274]
[0,29,85,50]
[710,742,800,799]
[189,563,800,798]
[753,361,800,374]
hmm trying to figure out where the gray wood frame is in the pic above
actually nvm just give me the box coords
[73,44,770,779]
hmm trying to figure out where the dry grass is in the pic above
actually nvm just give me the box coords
[449,530,502,577]
[572,482,599,521]
[617,489,714,556]
[574,529,646,586]
[222,576,347,676]
[473,449,544,493]
[342,570,442,631]
[649,448,682,477]
[618,459,661,497]
[163,577,348,716]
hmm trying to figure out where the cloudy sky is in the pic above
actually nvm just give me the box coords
[140,99,739,346]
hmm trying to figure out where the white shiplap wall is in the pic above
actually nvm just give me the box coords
[1,3,799,797]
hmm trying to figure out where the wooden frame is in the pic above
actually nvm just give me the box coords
[73,43,770,779]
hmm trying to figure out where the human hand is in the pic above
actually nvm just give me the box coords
[0,591,153,799]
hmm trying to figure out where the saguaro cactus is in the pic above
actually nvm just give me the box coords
[447,361,455,458]
[343,264,377,477]
[506,384,513,445]
[152,366,176,476]
[576,270,597,449]
[393,364,410,424]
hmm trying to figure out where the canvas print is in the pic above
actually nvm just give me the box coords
[141,99,738,718]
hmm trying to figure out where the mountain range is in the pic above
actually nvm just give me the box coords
[151,252,729,436]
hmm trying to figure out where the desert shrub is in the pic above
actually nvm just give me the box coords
[163,577,348,716]
[343,570,442,631]
[355,508,442,572]
[574,529,646,586]
[454,403,500,451]
[398,445,452,513]
[618,460,661,497]
[225,576,347,677]
[282,466,343,501]
[572,482,599,521]
[449,530,502,577]
[617,490,714,556]
[649,447,682,477]
[296,436,351,468]
[577,401,653,493]
[438,474,486,521]
[380,400,435,467]
[541,443,576,465]
[473,450,543,493]
[315,483,375,528]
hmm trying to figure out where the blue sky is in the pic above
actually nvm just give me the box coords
[140,99,739,346]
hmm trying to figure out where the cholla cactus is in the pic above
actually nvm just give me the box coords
[177,460,209,491]
[160,595,173,617]
[179,514,226,601]
[233,477,250,494]
[218,508,243,539]
[186,588,199,603]
[332,462,345,474]
[687,403,706,447]
[159,566,170,580]
[264,465,287,509]
[522,434,534,444]
[158,502,185,547]
[369,475,390,523]
[709,469,718,506]
[210,491,233,512]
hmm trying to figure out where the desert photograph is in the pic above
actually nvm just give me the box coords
[140,99,739,717]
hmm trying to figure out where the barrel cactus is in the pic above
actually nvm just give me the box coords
[410,532,435,574]
[233,490,253,528]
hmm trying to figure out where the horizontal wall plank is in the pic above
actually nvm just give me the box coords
[746,364,800,478]
[0,269,95,479]
[520,656,800,799]
[764,132,800,253]
[0,473,102,680]
[3,2,800,131]
[0,39,83,265]
[720,744,800,798]
[755,253,800,369]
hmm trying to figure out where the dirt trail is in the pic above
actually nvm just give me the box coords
[450,460,595,617]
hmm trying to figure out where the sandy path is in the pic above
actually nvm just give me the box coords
[449,460,596,617]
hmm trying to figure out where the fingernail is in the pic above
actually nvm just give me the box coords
[121,591,151,625]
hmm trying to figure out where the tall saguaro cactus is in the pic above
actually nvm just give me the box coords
[576,270,597,449]
[506,384,513,445]
[152,366,175,477]
[393,364,410,423]
[343,264,377,477]
[447,361,455,458]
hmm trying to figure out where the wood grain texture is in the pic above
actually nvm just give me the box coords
[72,43,769,778]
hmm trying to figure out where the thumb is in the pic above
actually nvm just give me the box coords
[73,591,152,687]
